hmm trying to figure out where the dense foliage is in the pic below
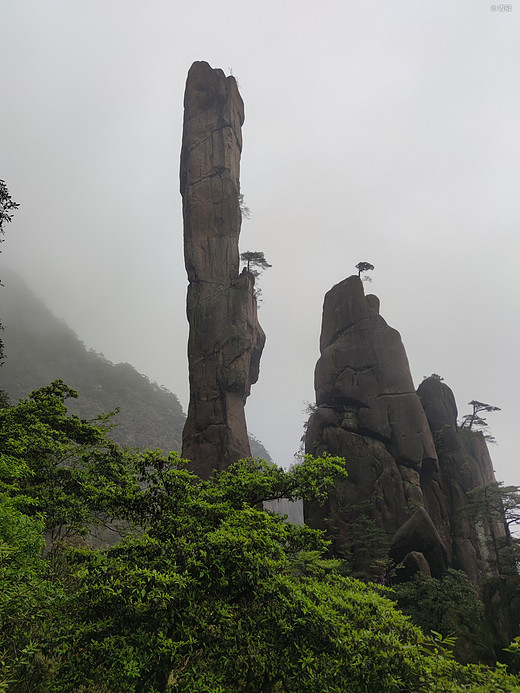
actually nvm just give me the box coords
[393,570,493,664]
[2,383,520,691]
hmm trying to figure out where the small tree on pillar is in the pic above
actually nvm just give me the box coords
[238,193,251,219]
[240,251,272,276]
[355,262,374,282]
[240,251,272,304]
[460,400,501,441]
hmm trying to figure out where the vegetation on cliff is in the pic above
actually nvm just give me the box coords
[2,382,520,692]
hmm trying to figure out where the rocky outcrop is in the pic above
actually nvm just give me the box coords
[304,276,511,590]
[418,376,508,584]
[390,506,448,579]
[312,277,437,469]
[304,276,439,574]
[180,61,265,478]
[417,376,519,660]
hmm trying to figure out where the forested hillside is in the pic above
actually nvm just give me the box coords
[0,271,271,460]
[0,272,184,451]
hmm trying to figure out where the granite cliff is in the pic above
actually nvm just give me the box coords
[304,276,513,590]
[180,61,265,478]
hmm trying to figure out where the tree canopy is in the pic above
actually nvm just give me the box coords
[462,481,520,575]
[240,250,272,275]
[355,261,374,280]
[0,179,19,237]
[2,382,520,691]
[460,400,501,430]
[460,400,501,442]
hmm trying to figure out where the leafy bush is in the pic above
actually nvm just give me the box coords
[2,383,520,691]
[392,569,494,665]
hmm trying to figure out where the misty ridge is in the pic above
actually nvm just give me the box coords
[0,268,271,462]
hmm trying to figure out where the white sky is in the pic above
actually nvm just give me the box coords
[1,0,519,483]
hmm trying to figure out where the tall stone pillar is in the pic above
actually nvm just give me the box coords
[180,61,265,478]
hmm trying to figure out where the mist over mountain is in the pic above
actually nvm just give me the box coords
[0,271,271,461]
[0,271,184,452]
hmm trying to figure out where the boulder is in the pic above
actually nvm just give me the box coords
[397,551,432,582]
[390,507,448,579]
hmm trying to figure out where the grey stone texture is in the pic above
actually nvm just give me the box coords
[180,61,265,478]
[305,276,507,586]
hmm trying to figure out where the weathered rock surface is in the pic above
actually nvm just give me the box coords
[304,276,511,590]
[312,276,437,469]
[305,277,438,569]
[418,376,520,660]
[303,275,517,662]
[398,550,432,581]
[390,506,448,579]
[418,376,507,585]
[180,61,265,478]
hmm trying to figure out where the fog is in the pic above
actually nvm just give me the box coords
[1,1,519,483]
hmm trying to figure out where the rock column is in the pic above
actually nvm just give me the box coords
[180,61,265,478]
[418,376,507,584]
[304,276,442,575]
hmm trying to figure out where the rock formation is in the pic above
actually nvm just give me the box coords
[305,276,441,573]
[304,276,510,588]
[418,376,509,584]
[180,61,265,478]
[418,376,520,659]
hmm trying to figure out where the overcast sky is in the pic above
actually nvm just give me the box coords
[1,0,519,484]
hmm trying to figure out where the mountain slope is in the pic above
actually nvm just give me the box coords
[0,271,185,452]
[0,271,272,460]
